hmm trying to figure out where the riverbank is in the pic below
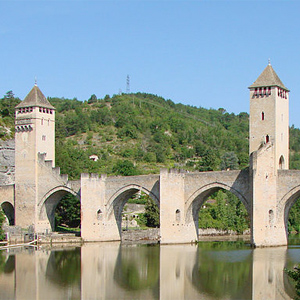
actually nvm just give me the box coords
[3,228,251,244]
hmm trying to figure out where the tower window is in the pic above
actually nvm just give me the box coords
[269,210,274,226]
[262,112,265,120]
[266,135,270,143]
[279,155,285,169]
[97,209,102,220]
[175,209,181,223]
[42,135,46,141]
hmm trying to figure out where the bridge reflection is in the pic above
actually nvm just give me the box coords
[0,242,298,299]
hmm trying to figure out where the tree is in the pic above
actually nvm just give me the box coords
[288,199,300,233]
[112,160,137,176]
[88,94,97,104]
[144,198,159,228]
[198,190,249,234]
[0,90,21,117]
[0,209,5,240]
[55,194,81,229]
[220,152,239,170]
[198,149,221,171]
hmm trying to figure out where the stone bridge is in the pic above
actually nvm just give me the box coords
[79,168,251,243]
[2,144,300,246]
[2,64,300,247]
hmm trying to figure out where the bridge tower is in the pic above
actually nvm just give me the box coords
[249,62,289,169]
[249,63,289,246]
[14,84,55,228]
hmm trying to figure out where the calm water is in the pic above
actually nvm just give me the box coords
[0,237,299,300]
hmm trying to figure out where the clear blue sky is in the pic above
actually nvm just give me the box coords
[1,1,300,127]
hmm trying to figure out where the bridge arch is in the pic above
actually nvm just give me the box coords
[107,184,159,220]
[38,186,80,231]
[107,184,159,234]
[1,202,15,225]
[185,182,250,224]
[278,185,300,236]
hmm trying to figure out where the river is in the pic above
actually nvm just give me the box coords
[0,236,299,299]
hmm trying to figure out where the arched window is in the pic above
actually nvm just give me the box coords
[279,155,285,169]
[262,112,265,120]
[269,209,274,226]
[97,209,102,220]
[175,209,181,223]
[266,135,270,143]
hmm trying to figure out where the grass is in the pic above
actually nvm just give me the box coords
[56,225,81,233]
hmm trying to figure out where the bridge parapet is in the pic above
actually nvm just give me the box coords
[0,184,15,207]
[38,153,69,182]
[67,180,81,195]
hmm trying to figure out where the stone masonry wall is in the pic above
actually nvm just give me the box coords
[0,139,15,185]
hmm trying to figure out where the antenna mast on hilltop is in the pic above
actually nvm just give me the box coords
[126,75,130,93]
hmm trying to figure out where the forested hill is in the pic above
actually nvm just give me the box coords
[52,92,250,179]
[1,91,300,179]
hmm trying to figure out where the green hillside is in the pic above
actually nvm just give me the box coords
[51,92,250,179]
[2,90,300,178]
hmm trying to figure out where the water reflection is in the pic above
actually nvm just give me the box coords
[192,241,252,299]
[46,248,81,286]
[81,243,159,299]
[0,241,298,299]
[114,245,159,292]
